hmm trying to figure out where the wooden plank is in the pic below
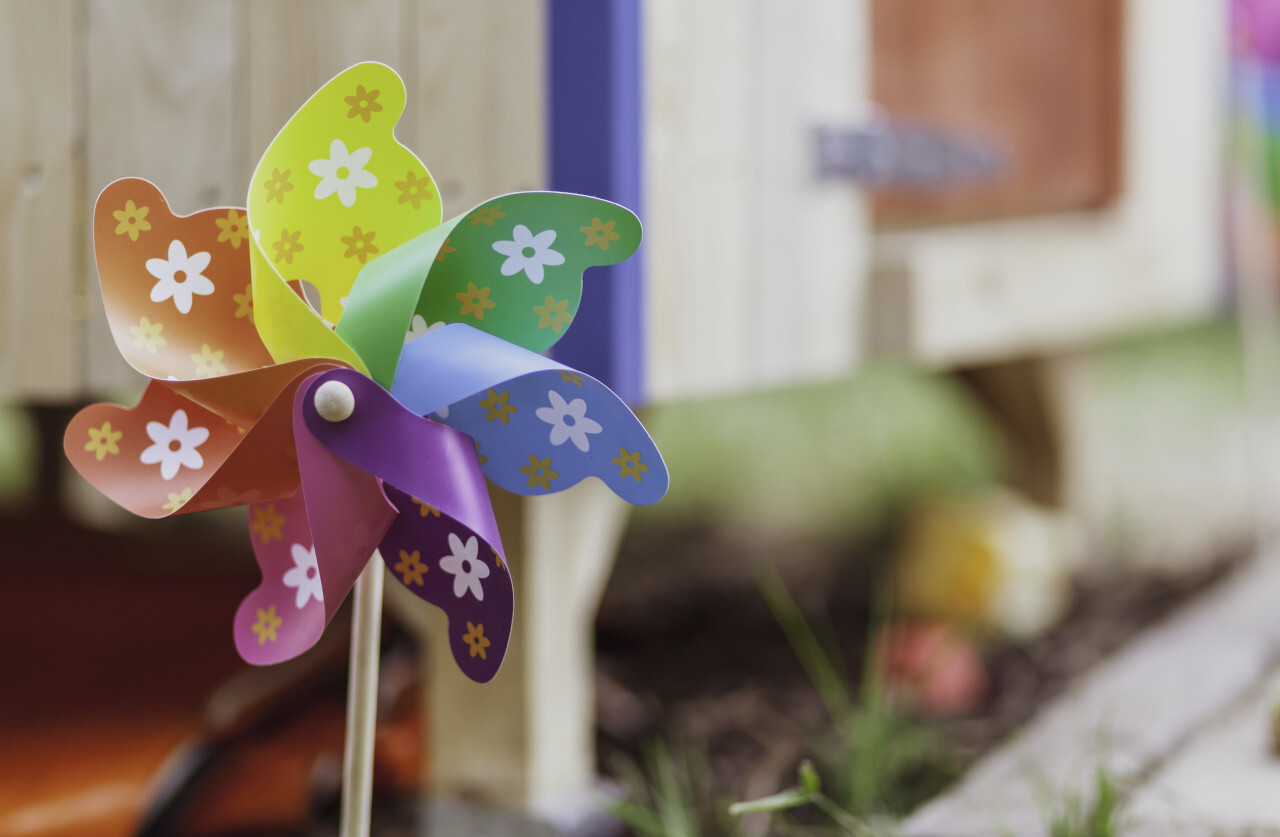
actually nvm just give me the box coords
[901,550,1280,837]
[241,0,413,187]
[871,0,1122,225]
[870,0,1223,366]
[0,0,81,401]
[410,0,546,218]
[83,0,238,395]
[643,0,869,401]
[1126,665,1280,836]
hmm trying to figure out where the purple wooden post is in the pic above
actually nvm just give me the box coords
[547,0,646,405]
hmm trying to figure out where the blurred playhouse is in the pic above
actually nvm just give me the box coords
[0,0,1264,835]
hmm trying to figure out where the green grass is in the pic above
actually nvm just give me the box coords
[633,361,1005,541]
[608,570,958,836]
[0,403,37,507]
[755,569,958,824]
[607,740,735,837]
[729,760,898,837]
[1045,769,1123,837]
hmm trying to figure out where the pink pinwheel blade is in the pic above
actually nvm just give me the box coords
[232,375,398,665]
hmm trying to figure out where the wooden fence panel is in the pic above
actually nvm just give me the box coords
[0,1,81,401]
[411,1,547,219]
[83,0,238,394]
[241,0,414,186]
[868,0,1224,366]
[643,0,870,401]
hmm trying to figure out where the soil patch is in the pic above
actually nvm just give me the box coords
[594,525,1248,820]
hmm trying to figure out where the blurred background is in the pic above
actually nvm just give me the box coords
[2,0,1278,835]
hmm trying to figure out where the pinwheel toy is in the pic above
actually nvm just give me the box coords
[64,63,667,833]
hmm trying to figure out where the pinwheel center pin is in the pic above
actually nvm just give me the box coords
[314,380,356,422]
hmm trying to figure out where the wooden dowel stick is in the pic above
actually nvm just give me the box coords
[340,552,385,837]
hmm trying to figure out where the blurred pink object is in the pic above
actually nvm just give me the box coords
[875,621,988,717]
[1233,0,1280,62]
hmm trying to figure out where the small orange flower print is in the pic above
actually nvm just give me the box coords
[129,316,166,355]
[251,504,286,543]
[215,208,249,249]
[162,488,193,512]
[560,371,584,387]
[612,448,649,482]
[581,217,621,250]
[463,622,491,659]
[233,284,253,322]
[479,389,516,424]
[191,343,227,378]
[412,498,442,518]
[263,167,294,204]
[435,237,456,262]
[272,228,303,265]
[341,226,380,264]
[253,606,283,644]
[520,454,559,491]
[344,84,383,122]
[394,549,428,586]
[85,421,123,461]
[394,170,434,210]
[456,283,496,321]
[113,200,152,241]
[467,205,506,226]
[533,296,573,334]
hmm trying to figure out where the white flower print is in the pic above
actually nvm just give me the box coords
[139,409,210,480]
[404,314,446,344]
[282,543,324,609]
[438,532,490,601]
[309,138,377,207]
[535,390,603,452]
[146,239,215,314]
[491,225,566,284]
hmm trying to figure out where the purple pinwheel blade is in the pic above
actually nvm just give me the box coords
[378,484,513,682]
[299,368,511,680]
[232,376,398,666]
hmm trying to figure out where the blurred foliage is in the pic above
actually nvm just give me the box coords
[758,570,958,822]
[632,317,1263,578]
[730,760,900,837]
[1045,768,1123,837]
[635,362,1006,540]
[608,740,738,837]
[1091,319,1247,421]
[0,403,37,508]
[609,572,958,836]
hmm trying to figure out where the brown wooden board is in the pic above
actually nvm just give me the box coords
[871,0,1123,227]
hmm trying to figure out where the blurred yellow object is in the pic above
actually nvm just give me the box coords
[891,492,1082,640]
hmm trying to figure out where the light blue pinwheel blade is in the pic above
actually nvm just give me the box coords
[393,324,667,505]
